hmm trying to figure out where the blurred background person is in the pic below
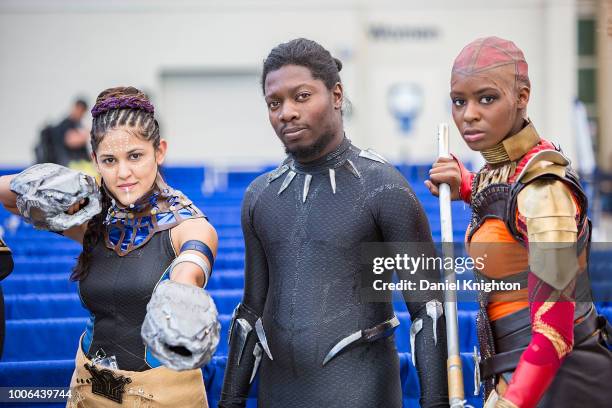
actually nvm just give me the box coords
[34,98,95,175]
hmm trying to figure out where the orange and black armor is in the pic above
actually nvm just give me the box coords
[457,121,612,408]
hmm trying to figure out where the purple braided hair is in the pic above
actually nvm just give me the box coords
[91,95,154,118]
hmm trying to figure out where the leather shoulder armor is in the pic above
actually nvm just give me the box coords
[506,149,588,245]
[514,150,569,183]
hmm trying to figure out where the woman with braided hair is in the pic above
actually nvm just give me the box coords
[0,86,220,407]
[426,36,612,407]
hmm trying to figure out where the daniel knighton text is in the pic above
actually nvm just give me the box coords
[371,279,522,293]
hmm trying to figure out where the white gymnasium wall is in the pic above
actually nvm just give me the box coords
[0,0,576,167]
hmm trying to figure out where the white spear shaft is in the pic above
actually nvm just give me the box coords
[437,123,465,408]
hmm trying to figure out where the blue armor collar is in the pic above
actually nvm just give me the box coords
[103,176,204,256]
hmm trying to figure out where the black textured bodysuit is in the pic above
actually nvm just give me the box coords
[79,230,175,371]
[220,138,448,408]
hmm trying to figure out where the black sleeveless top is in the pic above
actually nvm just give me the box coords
[78,229,175,371]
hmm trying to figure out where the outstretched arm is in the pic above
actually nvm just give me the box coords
[0,169,91,243]
[0,175,18,215]
[140,216,220,371]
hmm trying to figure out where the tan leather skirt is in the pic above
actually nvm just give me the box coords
[66,342,208,408]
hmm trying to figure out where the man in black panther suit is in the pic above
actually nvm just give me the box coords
[219,38,449,408]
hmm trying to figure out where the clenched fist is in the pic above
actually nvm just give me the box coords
[424,157,462,200]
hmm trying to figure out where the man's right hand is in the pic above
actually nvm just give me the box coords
[424,157,462,200]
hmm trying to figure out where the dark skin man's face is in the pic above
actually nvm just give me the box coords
[450,66,530,151]
[264,64,343,162]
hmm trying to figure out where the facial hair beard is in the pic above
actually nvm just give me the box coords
[284,131,336,162]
